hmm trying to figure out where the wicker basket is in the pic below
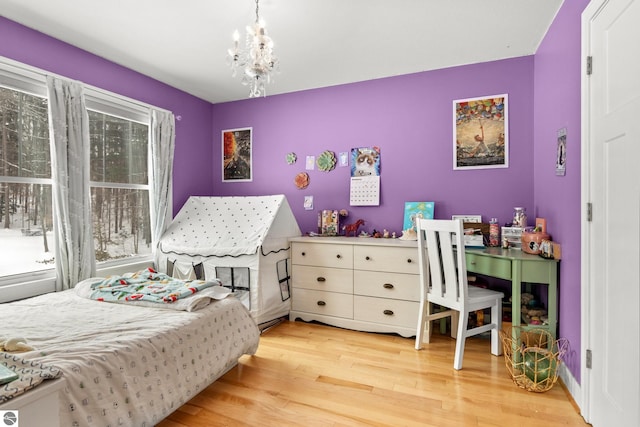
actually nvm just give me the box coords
[500,327,568,392]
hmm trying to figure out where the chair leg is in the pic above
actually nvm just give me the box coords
[453,310,468,370]
[415,298,428,350]
[490,300,502,356]
[450,311,459,339]
[424,302,433,343]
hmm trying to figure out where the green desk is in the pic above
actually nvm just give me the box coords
[464,247,559,338]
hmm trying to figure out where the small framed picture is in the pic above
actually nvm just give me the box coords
[403,202,435,231]
[556,127,567,176]
[339,152,349,167]
[452,215,482,223]
[453,94,508,170]
[222,127,252,182]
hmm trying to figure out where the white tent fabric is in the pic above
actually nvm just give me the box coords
[156,195,301,325]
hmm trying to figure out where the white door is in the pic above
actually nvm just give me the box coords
[583,0,640,426]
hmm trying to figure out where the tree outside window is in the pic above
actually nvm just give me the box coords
[0,86,152,279]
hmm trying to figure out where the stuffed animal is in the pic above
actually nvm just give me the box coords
[521,305,548,325]
[0,337,34,352]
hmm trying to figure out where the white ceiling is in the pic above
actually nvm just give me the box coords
[0,0,563,104]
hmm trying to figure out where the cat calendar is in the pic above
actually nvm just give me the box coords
[349,146,381,206]
[350,175,380,206]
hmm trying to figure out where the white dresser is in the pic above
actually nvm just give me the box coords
[289,236,420,337]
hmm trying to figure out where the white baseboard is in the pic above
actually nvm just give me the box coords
[559,363,583,414]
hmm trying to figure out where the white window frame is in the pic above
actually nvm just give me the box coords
[0,56,168,302]
[86,91,153,270]
[0,59,54,300]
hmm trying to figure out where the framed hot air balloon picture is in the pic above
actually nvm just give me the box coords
[222,127,253,182]
[453,94,508,170]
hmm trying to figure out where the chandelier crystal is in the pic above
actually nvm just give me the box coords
[227,0,279,98]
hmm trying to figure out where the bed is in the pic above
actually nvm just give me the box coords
[0,273,260,426]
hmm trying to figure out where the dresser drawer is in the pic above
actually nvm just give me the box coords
[465,253,512,280]
[354,295,419,329]
[292,242,353,269]
[353,245,419,274]
[292,265,353,293]
[353,270,419,301]
[291,288,353,319]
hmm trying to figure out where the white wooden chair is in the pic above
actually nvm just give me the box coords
[415,218,504,370]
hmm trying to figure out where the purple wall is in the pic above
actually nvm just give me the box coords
[0,17,214,211]
[534,0,590,382]
[212,3,586,385]
[2,4,587,384]
[212,57,536,235]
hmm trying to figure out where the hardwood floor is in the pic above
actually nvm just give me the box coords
[157,321,588,427]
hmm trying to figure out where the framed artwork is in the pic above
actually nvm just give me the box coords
[556,127,567,176]
[222,127,252,181]
[403,201,435,231]
[453,94,508,170]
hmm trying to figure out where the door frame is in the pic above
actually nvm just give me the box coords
[579,0,605,423]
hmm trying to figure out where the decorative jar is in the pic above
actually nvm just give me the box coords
[521,227,550,255]
[513,207,527,228]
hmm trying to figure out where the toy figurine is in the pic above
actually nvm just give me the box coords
[343,219,365,237]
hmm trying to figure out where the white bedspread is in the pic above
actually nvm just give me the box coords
[0,290,260,426]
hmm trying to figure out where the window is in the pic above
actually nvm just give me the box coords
[0,59,164,300]
[0,85,54,278]
[88,110,151,262]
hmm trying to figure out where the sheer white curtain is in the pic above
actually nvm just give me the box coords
[149,109,175,263]
[47,76,95,291]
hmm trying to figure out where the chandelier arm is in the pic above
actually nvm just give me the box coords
[255,0,260,24]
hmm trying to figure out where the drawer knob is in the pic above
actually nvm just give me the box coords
[383,283,394,289]
[301,252,306,256]
[383,309,394,316]
[317,277,326,282]
[407,258,412,263]
[365,256,371,261]
[317,300,326,306]
[336,254,342,259]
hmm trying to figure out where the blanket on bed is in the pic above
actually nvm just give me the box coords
[88,268,215,303]
[75,268,232,311]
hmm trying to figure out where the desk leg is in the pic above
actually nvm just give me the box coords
[548,264,558,339]
[510,260,523,364]
[511,260,522,330]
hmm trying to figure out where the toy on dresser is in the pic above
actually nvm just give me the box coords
[343,219,365,237]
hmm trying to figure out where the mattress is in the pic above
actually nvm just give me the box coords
[0,289,260,426]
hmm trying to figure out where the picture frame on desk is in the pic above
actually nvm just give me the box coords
[452,215,482,223]
[403,202,434,231]
[453,94,509,170]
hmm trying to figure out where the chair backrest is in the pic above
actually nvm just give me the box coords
[416,218,469,309]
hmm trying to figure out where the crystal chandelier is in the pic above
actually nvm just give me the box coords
[227,0,279,98]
